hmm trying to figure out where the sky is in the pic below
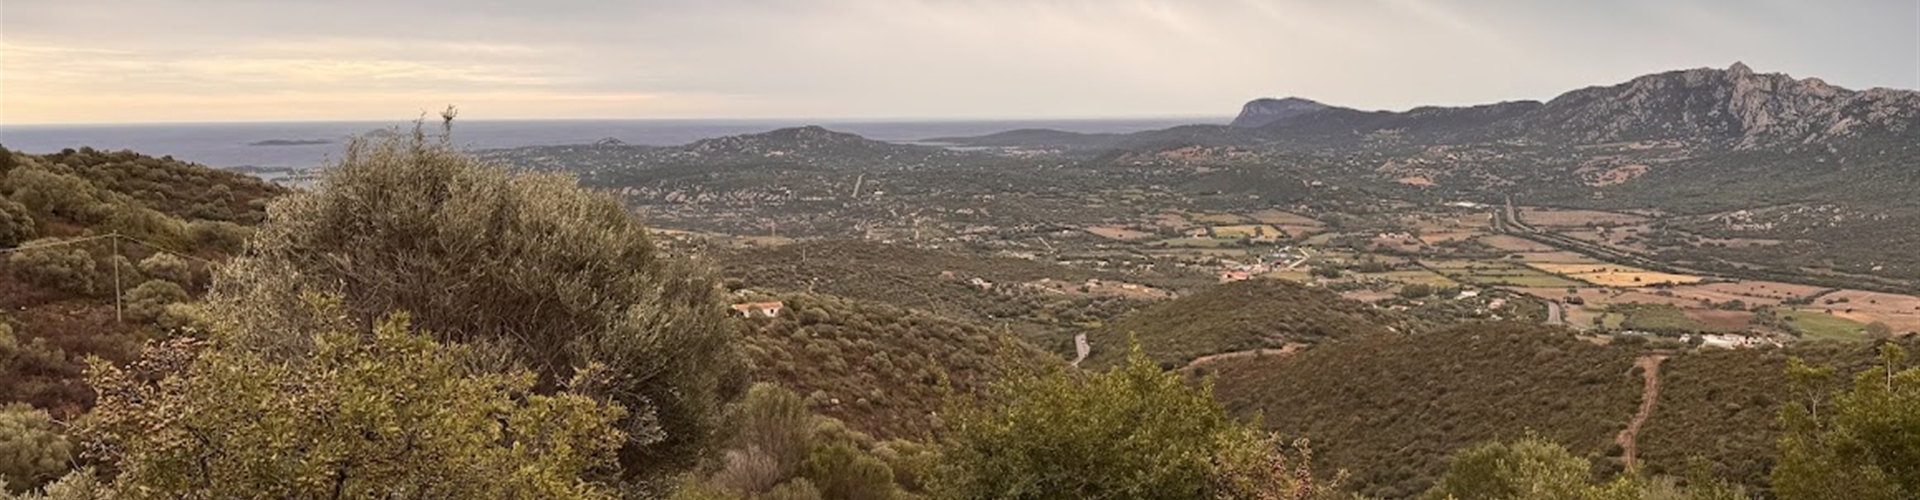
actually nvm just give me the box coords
[2,0,1917,124]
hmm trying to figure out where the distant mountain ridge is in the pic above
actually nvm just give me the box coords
[1228,62,1920,148]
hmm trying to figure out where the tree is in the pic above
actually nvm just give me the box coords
[1399,284,1436,300]
[77,300,629,500]
[204,131,746,486]
[1771,345,1920,500]
[938,343,1268,500]
[0,404,72,493]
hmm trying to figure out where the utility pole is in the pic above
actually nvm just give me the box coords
[111,233,122,323]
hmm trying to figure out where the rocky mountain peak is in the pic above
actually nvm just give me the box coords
[1727,61,1753,78]
[1526,63,1919,147]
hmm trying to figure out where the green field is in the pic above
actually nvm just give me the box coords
[1363,269,1459,287]
[1601,311,1626,329]
[1423,260,1584,288]
[1151,237,1233,248]
[1783,309,1869,341]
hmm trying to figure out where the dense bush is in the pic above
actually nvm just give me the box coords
[134,254,192,289]
[0,404,72,493]
[6,241,103,296]
[206,133,744,487]
[122,280,188,324]
[0,198,33,248]
[938,345,1266,500]
[2,169,110,225]
[79,305,628,499]
[181,220,247,255]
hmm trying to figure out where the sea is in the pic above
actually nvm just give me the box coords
[0,118,1220,171]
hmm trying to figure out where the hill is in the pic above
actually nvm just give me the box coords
[1082,278,1410,368]
[0,145,284,414]
[1207,323,1646,499]
[1208,320,1920,499]
[715,239,1207,352]
[1230,97,1335,128]
[738,292,1060,438]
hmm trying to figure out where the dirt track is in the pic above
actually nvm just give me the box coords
[1617,355,1667,472]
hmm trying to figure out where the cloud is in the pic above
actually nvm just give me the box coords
[2,0,1915,123]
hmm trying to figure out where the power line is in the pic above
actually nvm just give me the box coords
[0,234,120,255]
[0,233,216,264]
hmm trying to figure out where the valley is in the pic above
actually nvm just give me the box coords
[5,61,1919,499]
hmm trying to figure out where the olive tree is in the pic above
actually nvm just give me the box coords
[206,131,746,488]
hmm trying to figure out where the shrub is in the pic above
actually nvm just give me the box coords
[205,132,744,486]
[763,479,823,500]
[123,280,189,323]
[715,384,814,494]
[2,169,109,224]
[800,443,894,500]
[6,240,103,296]
[134,254,193,288]
[78,302,629,499]
[181,220,247,254]
[938,343,1261,500]
[0,198,33,248]
[0,468,112,500]
[0,404,73,493]
[1424,436,1594,500]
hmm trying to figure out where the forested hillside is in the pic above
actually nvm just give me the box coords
[0,145,283,413]
[1082,278,1409,368]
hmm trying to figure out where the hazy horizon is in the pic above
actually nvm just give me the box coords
[4,0,1917,125]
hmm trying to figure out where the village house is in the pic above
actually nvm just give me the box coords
[731,301,785,318]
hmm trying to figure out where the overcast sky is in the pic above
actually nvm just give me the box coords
[3,0,1916,124]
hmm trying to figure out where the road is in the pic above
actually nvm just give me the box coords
[1617,355,1668,473]
[1546,301,1565,326]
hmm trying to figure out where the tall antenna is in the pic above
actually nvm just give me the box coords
[439,105,459,142]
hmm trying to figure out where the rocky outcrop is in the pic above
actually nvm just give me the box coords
[1230,97,1333,128]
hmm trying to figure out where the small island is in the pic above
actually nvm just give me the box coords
[247,138,333,146]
